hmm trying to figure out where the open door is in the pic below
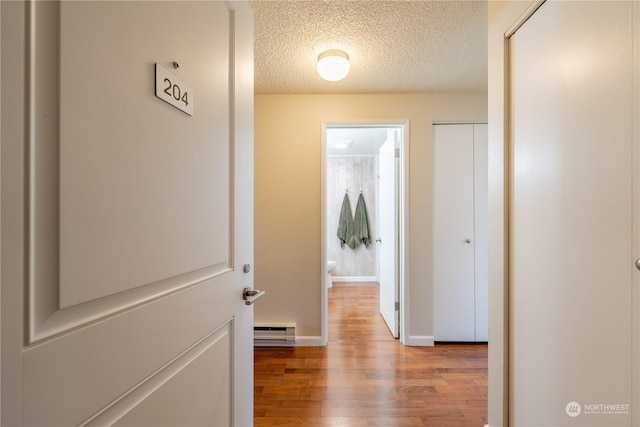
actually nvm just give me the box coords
[1,1,255,425]
[378,132,399,338]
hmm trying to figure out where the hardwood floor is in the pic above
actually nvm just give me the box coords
[254,282,488,426]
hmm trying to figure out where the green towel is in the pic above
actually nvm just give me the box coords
[354,193,371,248]
[337,194,357,249]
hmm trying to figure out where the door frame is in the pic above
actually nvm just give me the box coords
[320,120,409,345]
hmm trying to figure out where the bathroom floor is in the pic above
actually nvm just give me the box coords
[254,281,488,426]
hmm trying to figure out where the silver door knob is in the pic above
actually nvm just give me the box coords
[635,259,640,271]
[466,239,472,243]
[243,287,266,305]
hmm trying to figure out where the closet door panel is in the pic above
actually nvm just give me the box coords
[473,124,489,342]
[433,124,476,341]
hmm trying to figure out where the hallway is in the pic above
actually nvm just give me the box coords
[254,282,488,426]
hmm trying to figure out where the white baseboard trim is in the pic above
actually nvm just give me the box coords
[294,336,324,346]
[405,335,434,346]
[254,342,294,348]
[332,276,377,282]
[254,336,324,347]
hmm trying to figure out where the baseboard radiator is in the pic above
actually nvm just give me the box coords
[254,323,296,347]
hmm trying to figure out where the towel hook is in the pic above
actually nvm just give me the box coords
[345,188,348,193]
[359,187,362,193]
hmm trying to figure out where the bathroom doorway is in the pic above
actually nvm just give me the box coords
[321,122,407,343]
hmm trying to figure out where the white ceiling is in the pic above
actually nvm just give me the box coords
[250,0,488,95]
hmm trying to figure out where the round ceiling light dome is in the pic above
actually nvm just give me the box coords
[317,49,350,82]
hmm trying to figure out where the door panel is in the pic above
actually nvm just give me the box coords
[58,0,230,307]
[510,1,633,425]
[110,324,232,427]
[473,124,488,342]
[379,133,399,338]
[1,1,254,425]
[433,124,476,341]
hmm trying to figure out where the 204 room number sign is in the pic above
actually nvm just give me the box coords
[155,64,194,116]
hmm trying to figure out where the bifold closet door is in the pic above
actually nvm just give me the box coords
[433,124,476,342]
[473,124,488,342]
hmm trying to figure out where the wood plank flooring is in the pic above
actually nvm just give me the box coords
[254,282,488,426]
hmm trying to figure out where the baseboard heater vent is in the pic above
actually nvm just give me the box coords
[254,323,296,347]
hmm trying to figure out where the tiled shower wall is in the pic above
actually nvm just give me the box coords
[326,156,377,278]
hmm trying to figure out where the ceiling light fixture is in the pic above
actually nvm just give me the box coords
[317,49,350,82]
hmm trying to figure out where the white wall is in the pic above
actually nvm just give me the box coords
[254,93,487,342]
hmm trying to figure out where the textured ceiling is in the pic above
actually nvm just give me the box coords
[250,0,488,94]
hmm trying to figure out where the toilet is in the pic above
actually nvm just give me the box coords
[326,260,337,288]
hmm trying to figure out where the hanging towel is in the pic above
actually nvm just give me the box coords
[354,193,371,248]
[337,193,357,249]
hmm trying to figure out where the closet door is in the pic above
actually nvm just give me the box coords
[473,124,489,342]
[433,124,476,341]
[509,2,634,424]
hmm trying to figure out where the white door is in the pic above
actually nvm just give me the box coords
[433,124,476,341]
[1,1,255,425]
[510,1,634,425]
[378,133,399,338]
[473,124,488,342]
